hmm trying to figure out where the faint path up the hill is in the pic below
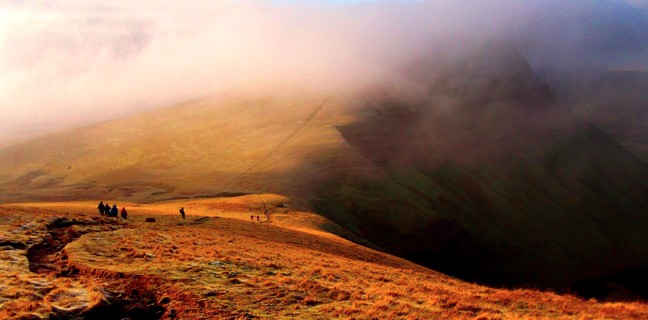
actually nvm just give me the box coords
[219,99,328,193]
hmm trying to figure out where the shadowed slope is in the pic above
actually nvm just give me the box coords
[312,47,648,293]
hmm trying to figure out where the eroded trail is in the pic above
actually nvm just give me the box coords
[9,216,170,320]
[26,218,120,274]
[80,285,169,320]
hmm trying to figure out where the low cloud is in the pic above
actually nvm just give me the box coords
[1,0,646,140]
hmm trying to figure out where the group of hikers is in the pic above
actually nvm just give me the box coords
[97,201,128,219]
[98,202,269,222]
[98,201,186,220]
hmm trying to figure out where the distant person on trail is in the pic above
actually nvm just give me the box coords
[250,215,254,221]
[98,201,105,216]
[111,205,118,218]
[121,207,128,219]
[263,203,270,221]
[179,207,185,219]
[256,215,260,221]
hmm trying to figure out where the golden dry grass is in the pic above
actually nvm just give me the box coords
[0,95,363,203]
[0,195,646,319]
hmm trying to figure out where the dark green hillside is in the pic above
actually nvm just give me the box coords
[309,49,648,293]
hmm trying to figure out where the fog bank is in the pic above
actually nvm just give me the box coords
[1,0,647,142]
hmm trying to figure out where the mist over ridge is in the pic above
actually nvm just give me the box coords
[1,0,648,145]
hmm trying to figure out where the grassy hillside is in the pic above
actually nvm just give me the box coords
[323,120,648,289]
[1,47,647,295]
[1,199,646,319]
[0,95,369,203]
[311,49,648,291]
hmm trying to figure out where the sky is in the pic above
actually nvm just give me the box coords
[1,0,647,145]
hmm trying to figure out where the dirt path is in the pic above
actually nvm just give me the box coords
[27,218,110,274]
[22,217,171,319]
[219,99,327,192]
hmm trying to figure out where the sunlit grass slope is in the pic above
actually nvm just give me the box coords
[0,95,369,203]
[1,199,646,319]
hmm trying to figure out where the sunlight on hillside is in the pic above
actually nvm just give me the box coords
[1,196,646,319]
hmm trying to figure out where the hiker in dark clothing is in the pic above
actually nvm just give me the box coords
[250,215,254,221]
[104,204,110,216]
[121,207,128,219]
[111,205,118,217]
[98,201,105,216]
[179,207,185,219]
[256,215,260,221]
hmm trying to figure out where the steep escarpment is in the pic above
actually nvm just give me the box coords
[310,46,648,294]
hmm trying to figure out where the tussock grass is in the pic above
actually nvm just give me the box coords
[0,197,646,319]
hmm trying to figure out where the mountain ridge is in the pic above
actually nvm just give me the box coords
[1,47,647,296]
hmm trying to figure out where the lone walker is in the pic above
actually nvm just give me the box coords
[179,207,185,219]
[263,203,270,221]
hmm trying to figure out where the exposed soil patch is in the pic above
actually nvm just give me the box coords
[191,217,210,224]
[27,217,126,274]
[47,218,98,230]
[81,287,167,320]
[0,240,26,250]
[23,217,168,319]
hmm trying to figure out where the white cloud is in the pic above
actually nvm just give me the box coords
[0,0,646,138]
